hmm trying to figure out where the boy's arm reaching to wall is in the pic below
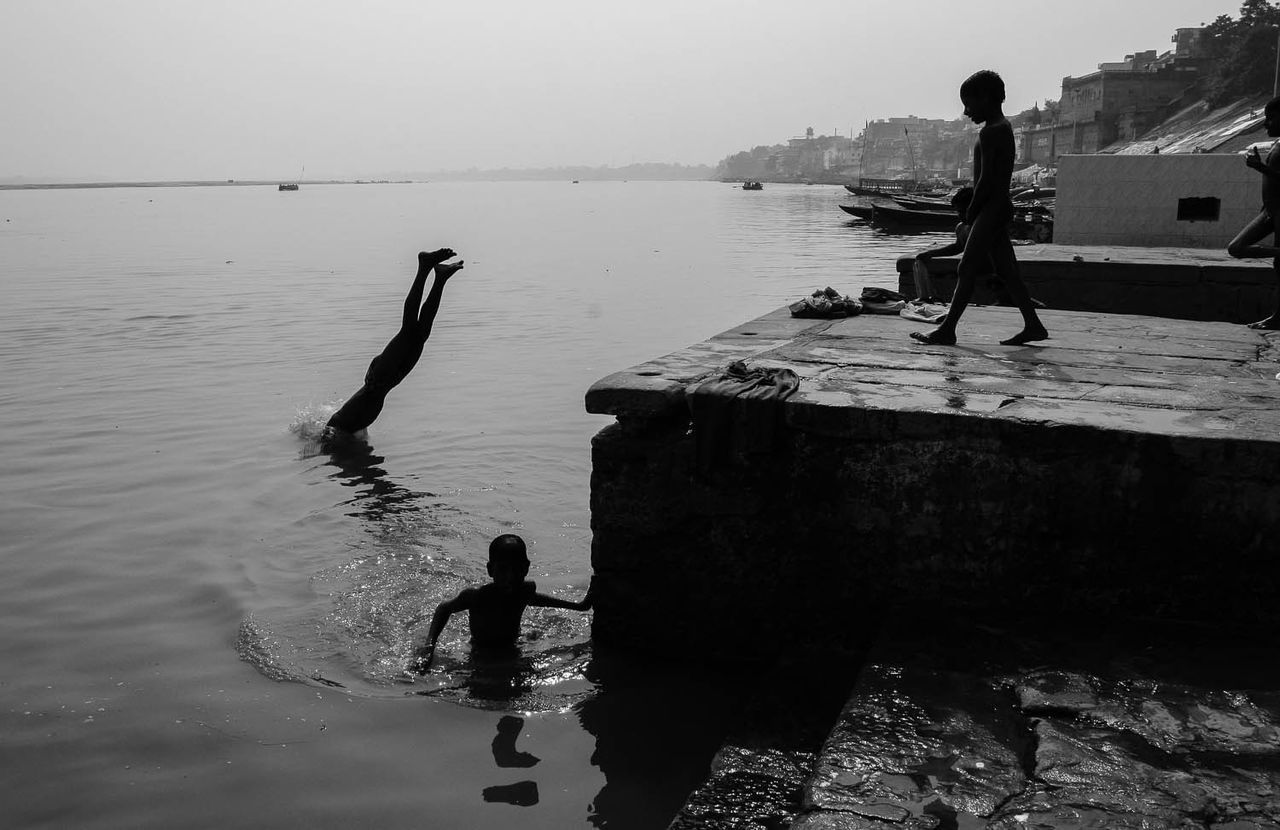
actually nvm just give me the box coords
[527,578,594,612]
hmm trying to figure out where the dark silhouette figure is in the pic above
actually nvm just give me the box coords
[492,715,540,768]
[326,248,464,434]
[410,534,593,674]
[1228,96,1280,329]
[911,70,1047,347]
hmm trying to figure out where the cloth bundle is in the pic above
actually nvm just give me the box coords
[687,360,800,476]
[789,287,863,319]
[859,287,908,315]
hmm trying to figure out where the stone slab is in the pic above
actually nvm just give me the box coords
[587,304,1280,443]
[794,622,1280,829]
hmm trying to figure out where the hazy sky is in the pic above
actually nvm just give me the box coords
[0,0,1246,180]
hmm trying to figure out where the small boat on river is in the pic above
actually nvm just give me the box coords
[742,181,764,191]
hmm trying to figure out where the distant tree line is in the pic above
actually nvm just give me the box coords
[1203,0,1280,104]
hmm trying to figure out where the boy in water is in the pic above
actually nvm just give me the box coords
[910,70,1047,346]
[411,534,593,673]
[326,248,465,434]
[1227,96,1280,330]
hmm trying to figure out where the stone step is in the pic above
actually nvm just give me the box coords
[790,619,1280,829]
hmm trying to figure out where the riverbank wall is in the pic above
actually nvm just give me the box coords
[586,304,1280,663]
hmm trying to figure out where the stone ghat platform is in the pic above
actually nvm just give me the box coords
[897,244,1275,326]
[585,304,1280,661]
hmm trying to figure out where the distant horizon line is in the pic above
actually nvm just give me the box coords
[0,161,718,189]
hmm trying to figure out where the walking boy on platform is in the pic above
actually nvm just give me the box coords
[910,70,1047,346]
[1227,96,1280,330]
[326,248,465,434]
[411,534,594,673]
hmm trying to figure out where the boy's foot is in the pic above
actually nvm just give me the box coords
[999,325,1049,346]
[1247,316,1280,330]
[910,328,957,345]
[419,248,457,267]
[434,259,464,280]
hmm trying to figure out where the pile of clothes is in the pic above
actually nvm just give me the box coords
[789,286,948,324]
[789,286,862,319]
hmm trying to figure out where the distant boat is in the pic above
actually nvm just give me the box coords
[742,181,763,191]
[279,165,303,192]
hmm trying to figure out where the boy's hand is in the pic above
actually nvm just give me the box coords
[410,643,436,675]
[1247,151,1265,171]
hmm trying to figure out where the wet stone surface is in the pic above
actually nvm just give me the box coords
[795,625,1280,830]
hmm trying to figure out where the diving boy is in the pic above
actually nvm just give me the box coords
[910,70,1047,347]
[411,534,593,673]
[1227,96,1280,330]
[327,248,465,434]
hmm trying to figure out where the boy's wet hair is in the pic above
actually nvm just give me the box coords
[951,186,974,212]
[489,533,529,565]
[1266,96,1280,116]
[960,70,1006,104]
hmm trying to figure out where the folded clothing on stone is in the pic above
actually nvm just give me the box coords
[860,286,908,315]
[687,360,801,475]
[789,286,863,319]
[900,299,949,325]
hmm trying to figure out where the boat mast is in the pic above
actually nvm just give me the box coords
[904,127,918,183]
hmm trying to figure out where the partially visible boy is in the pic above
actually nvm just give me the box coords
[1227,96,1280,330]
[411,534,593,674]
[912,187,974,301]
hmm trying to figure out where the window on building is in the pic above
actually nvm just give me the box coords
[1176,197,1220,222]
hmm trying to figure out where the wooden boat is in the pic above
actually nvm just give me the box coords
[279,165,304,192]
[839,204,875,220]
[892,194,952,210]
[871,203,958,229]
[742,181,763,190]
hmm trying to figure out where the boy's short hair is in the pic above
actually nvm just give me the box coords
[951,186,975,212]
[489,533,529,565]
[1266,96,1280,116]
[960,70,1006,104]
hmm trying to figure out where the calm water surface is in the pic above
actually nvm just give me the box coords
[0,181,942,828]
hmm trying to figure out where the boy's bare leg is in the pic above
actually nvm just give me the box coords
[416,260,464,340]
[1249,256,1280,329]
[910,213,996,345]
[1228,211,1280,259]
[991,231,1048,345]
[403,249,457,328]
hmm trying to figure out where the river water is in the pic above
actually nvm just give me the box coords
[0,181,944,828]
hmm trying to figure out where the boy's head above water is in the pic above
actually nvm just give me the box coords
[487,533,531,587]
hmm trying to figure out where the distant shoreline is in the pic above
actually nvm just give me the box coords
[0,177,719,191]
[0,180,353,191]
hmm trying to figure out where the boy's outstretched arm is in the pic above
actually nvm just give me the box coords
[528,578,594,612]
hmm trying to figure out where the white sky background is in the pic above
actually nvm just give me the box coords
[0,0,1247,180]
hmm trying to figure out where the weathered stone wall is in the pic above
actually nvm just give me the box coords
[1055,154,1257,247]
[590,396,1280,663]
[587,306,1280,664]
